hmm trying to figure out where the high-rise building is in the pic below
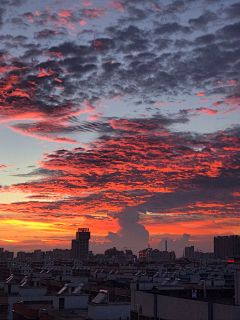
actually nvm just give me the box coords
[214,235,240,260]
[185,246,194,259]
[71,228,90,260]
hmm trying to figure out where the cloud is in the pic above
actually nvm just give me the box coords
[109,1,124,12]
[218,22,240,39]
[225,2,240,19]
[100,210,149,254]
[34,29,63,39]
[0,164,15,171]
[158,233,192,257]
[155,23,191,35]
[1,0,240,253]
[83,0,92,5]
[188,11,217,29]
[82,8,108,19]
[0,8,6,28]
[152,3,162,12]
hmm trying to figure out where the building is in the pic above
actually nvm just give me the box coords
[72,228,91,260]
[0,248,14,260]
[139,248,175,262]
[185,246,194,259]
[214,235,240,260]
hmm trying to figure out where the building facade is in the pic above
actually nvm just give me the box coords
[185,246,194,259]
[72,228,91,260]
[214,235,240,260]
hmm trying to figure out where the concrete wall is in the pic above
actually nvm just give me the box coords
[88,303,130,320]
[53,295,89,309]
[130,282,154,291]
[131,291,154,316]
[157,295,208,320]
[19,287,47,296]
[4,283,19,294]
[131,290,240,320]
[213,303,240,320]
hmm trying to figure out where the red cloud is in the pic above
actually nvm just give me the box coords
[9,90,30,99]
[201,99,208,102]
[48,51,64,58]
[220,80,236,87]
[154,102,168,106]
[36,11,40,17]
[113,94,123,101]
[37,68,56,77]
[0,164,14,171]
[152,3,162,11]
[58,10,71,17]
[222,106,240,115]
[93,40,107,50]
[212,95,240,109]
[197,108,218,115]
[109,1,124,12]
[54,86,65,89]
[87,112,103,121]
[2,121,240,245]
[9,125,79,144]
[83,0,92,5]
[83,8,107,19]
[197,92,205,96]
[28,14,34,23]
[80,20,87,25]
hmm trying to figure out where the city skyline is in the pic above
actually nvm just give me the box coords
[0,0,240,255]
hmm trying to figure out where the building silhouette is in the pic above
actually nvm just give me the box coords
[185,246,194,259]
[214,235,240,259]
[71,228,90,260]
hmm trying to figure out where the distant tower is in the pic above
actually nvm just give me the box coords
[71,228,90,260]
[165,240,167,252]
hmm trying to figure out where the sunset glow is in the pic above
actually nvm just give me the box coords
[0,0,240,256]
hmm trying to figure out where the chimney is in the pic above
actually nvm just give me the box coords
[165,240,167,252]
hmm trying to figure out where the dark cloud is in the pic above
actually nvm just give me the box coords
[188,11,217,29]
[105,210,149,253]
[218,22,240,39]
[10,0,27,6]
[194,34,215,45]
[225,2,240,19]
[155,22,191,34]
[0,8,6,28]
[34,29,65,39]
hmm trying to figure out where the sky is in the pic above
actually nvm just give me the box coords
[0,0,240,257]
